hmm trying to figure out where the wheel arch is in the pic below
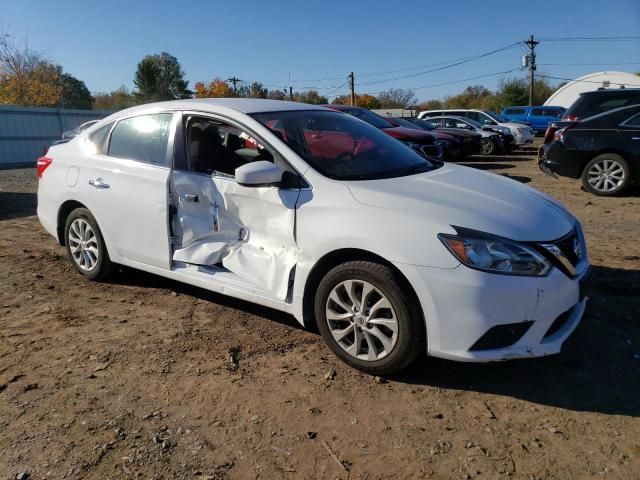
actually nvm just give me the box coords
[56,200,88,245]
[301,248,425,331]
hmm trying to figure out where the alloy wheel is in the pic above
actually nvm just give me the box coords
[68,218,99,271]
[587,159,625,193]
[325,279,398,361]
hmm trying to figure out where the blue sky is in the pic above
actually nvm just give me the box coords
[1,0,639,102]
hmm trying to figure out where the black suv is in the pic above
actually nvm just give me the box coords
[539,104,640,195]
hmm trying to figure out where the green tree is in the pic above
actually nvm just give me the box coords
[93,85,138,110]
[331,94,380,108]
[293,89,328,104]
[267,89,287,100]
[417,99,443,111]
[134,52,191,102]
[60,72,92,109]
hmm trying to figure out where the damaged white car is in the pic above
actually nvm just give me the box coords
[37,99,590,375]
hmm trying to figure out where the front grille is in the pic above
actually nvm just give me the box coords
[469,321,534,351]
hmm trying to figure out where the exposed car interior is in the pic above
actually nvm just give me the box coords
[185,117,273,176]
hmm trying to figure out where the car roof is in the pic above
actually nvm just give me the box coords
[580,88,640,97]
[109,98,328,117]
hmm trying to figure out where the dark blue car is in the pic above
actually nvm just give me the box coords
[501,106,565,133]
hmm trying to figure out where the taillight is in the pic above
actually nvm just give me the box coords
[564,115,578,121]
[37,157,53,178]
[544,126,553,143]
[553,126,575,144]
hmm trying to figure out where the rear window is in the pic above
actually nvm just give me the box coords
[108,113,173,166]
[566,92,640,119]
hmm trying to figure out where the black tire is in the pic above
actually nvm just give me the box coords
[314,260,425,376]
[581,153,632,196]
[480,138,497,155]
[64,208,114,281]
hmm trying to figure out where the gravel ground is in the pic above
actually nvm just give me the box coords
[1,143,639,479]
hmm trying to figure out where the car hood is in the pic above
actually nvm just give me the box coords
[382,126,435,144]
[346,163,575,242]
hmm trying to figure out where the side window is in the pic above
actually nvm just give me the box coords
[623,112,640,127]
[465,111,482,123]
[429,118,443,127]
[108,114,173,166]
[185,117,274,177]
[87,122,114,155]
[531,108,544,116]
[507,108,527,115]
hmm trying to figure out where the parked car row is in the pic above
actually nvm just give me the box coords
[37,98,590,375]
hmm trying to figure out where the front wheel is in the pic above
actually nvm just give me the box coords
[64,208,114,281]
[581,154,631,196]
[314,261,425,375]
[480,138,497,155]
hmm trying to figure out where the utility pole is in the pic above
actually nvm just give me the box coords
[228,76,241,97]
[289,86,293,101]
[348,72,355,106]
[524,35,539,106]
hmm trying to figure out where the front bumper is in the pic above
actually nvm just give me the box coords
[395,258,589,362]
[514,129,535,146]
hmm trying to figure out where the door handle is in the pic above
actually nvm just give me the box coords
[181,193,199,203]
[88,178,110,189]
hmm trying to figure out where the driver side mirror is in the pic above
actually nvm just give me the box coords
[483,119,494,125]
[235,161,283,187]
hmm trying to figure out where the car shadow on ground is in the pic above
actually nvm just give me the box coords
[394,264,640,417]
[107,263,640,417]
[0,192,37,220]
[106,266,307,331]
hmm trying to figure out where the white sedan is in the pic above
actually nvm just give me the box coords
[37,99,590,375]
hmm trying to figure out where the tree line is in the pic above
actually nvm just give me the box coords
[1,32,559,112]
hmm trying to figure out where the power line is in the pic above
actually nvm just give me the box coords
[356,42,522,87]
[539,36,640,42]
[538,62,640,66]
[535,74,640,87]
[360,69,520,96]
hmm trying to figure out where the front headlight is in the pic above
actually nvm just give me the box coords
[439,229,551,276]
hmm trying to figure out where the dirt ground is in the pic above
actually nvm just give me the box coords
[1,142,639,480]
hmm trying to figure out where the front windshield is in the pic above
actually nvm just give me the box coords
[483,111,507,123]
[337,107,394,129]
[251,110,438,181]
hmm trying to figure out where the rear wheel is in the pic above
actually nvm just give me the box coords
[581,154,631,196]
[314,261,425,375]
[64,208,114,280]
